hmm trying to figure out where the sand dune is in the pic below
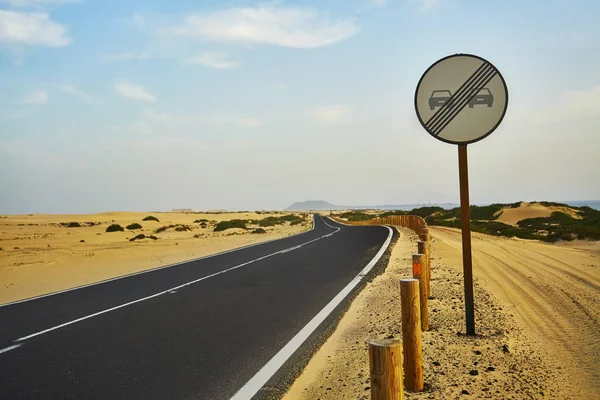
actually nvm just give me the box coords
[496,202,582,226]
[0,211,310,304]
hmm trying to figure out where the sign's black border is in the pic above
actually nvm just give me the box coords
[414,53,509,146]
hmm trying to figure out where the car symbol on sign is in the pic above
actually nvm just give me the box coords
[429,90,452,110]
[468,88,494,108]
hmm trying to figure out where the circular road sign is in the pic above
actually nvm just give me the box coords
[415,54,508,145]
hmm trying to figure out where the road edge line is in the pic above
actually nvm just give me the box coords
[230,225,394,400]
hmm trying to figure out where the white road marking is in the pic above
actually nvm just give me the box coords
[279,245,302,254]
[14,220,340,343]
[0,344,22,354]
[230,225,393,400]
[1,215,318,308]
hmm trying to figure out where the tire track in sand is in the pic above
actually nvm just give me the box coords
[430,227,600,399]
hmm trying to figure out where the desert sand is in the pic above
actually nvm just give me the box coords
[284,226,600,399]
[0,211,311,304]
[496,202,582,226]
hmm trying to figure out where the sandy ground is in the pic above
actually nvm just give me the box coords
[284,227,600,400]
[496,202,582,226]
[0,211,311,304]
[431,227,600,398]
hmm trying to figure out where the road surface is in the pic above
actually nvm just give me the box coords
[0,215,392,400]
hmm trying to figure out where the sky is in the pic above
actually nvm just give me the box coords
[0,0,599,213]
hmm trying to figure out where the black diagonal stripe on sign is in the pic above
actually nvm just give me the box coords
[425,62,491,130]
[430,67,498,135]
[433,70,498,136]
[425,61,491,129]
[426,64,494,132]
[428,66,495,131]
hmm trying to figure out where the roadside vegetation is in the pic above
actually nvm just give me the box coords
[129,234,158,242]
[126,223,142,230]
[106,224,124,233]
[142,216,160,222]
[214,219,248,232]
[155,224,192,233]
[335,202,599,243]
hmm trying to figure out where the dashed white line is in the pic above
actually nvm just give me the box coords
[0,344,22,354]
[1,215,318,308]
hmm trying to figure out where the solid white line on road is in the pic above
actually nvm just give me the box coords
[0,344,22,354]
[1,215,320,308]
[230,225,393,400]
[15,222,341,343]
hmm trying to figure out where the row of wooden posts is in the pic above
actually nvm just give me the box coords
[331,214,431,400]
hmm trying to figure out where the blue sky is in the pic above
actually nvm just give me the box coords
[1,0,599,213]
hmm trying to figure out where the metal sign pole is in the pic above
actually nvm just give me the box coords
[414,53,508,336]
[458,144,475,335]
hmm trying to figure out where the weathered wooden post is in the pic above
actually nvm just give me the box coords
[369,339,404,400]
[400,279,424,391]
[412,255,429,331]
[417,240,430,299]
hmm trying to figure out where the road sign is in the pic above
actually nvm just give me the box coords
[413,53,509,336]
[414,54,508,145]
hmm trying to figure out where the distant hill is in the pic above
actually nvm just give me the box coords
[285,200,459,211]
[286,201,342,211]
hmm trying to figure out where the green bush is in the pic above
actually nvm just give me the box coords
[155,225,172,233]
[410,207,445,218]
[126,223,142,230]
[194,219,209,223]
[106,224,124,233]
[258,216,285,227]
[378,210,408,218]
[280,214,303,222]
[252,228,267,234]
[130,234,158,242]
[175,225,191,232]
[67,222,81,228]
[143,216,159,222]
[214,219,248,232]
[291,220,302,226]
[339,211,373,222]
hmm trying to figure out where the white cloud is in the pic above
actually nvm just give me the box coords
[520,85,600,125]
[182,52,239,69]
[314,105,350,125]
[58,84,92,102]
[0,0,78,7]
[0,11,71,47]
[21,90,48,104]
[411,0,440,12]
[114,82,157,103]
[164,6,359,49]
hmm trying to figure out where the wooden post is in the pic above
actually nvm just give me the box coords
[400,279,424,391]
[417,241,430,299]
[412,255,429,332]
[369,339,404,400]
[458,144,475,336]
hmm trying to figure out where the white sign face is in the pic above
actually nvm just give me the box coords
[414,54,508,145]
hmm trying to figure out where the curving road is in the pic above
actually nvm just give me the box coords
[0,215,392,400]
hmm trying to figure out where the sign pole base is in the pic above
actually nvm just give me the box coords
[458,144,475,336]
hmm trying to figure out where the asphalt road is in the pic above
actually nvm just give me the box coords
[0,215,392,400]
